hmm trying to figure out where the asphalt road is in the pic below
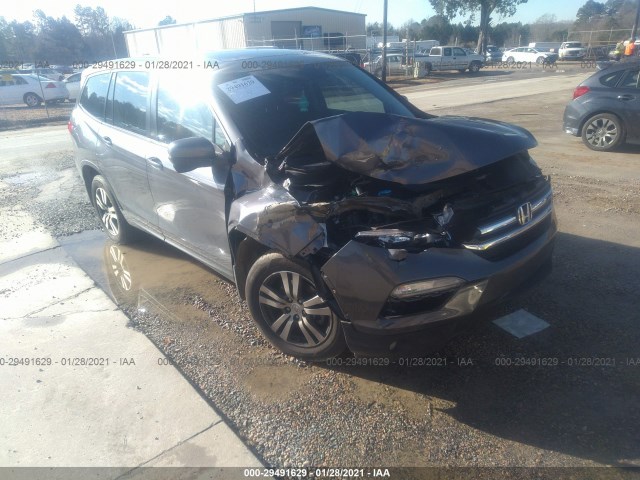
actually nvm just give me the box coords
[2,70,639,476]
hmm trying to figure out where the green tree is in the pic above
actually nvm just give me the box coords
[111,17,134,57]
[428,0,528,53]
[575,0,607,23]
[420,15,454,44]
[367,21,397,37]
[399,19,422,40]
[158,16,177,26]
[33,16,84,63]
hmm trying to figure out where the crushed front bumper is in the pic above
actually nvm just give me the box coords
[321,212,557,355]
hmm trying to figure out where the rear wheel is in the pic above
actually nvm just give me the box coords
[24,93,41,107]
[581,113,623,151]
[91,175,136,244]
[246,253,346,360]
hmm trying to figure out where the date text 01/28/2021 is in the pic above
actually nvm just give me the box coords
[243,467,391,477]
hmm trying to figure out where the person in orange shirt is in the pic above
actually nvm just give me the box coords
[624,38,636,58]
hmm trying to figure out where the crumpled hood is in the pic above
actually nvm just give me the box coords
[276,112,537,185]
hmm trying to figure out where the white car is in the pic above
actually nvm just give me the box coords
[64,73,82,101]
[363,53,406,76]
[502,47,558,64]
[0,74,69,107]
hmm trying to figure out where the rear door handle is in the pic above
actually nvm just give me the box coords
[147,157,163,171]
[102,136,112,146]
[617,94,635,101]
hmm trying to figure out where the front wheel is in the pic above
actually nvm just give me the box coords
[24,93,41,107]
[91,175,136,243]
[581,113,624,151]
[469,62,481,73]
[506,56,515,65]
[536,56,545,64]
[246,253,346,360]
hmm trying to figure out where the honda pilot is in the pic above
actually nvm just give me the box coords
[69,49,556,360]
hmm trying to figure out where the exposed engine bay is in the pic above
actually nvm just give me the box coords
[257,112,550,256]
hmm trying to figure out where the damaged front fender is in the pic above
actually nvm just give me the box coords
[227,186,325,257]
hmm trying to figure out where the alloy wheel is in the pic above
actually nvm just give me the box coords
[585,117,618,149]
[258,271,334,348]
[95,187,120,237]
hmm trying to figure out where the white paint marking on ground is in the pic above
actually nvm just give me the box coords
[493,309,550,338]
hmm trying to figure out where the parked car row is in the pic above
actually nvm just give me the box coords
[364,46,485,76]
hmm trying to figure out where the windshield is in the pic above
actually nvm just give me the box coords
[213,60,415,158]
[565,43,581,48]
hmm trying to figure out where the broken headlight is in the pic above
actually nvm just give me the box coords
[354,229,444,249]
[390,277,464,299]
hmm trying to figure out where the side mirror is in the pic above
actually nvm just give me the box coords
[168,137,216,173]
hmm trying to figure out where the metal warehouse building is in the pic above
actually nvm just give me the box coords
[124,7,366,56]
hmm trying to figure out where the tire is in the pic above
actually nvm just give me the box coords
[469,62,481,73]
[424,63,432,75]
[245,252,346,360]
[458,69,466,73]
[24,93,41,107]
[91,175,136,244]
[581,113,624,151]
[506,56,515,65]
[536,56,545,64]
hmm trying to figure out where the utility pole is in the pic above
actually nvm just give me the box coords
[381,0,388,83]
[632,0,640,40]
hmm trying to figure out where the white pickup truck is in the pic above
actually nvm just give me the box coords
[559,42,586,60]
[418,46,485,73]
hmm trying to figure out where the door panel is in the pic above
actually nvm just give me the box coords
[99,71,158,230]
[614,69,640,140]
[146,74,232,277]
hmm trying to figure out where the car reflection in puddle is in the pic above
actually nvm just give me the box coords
[99,236,245,327]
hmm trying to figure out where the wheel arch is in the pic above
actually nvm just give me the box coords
[82,164,100,196]
[228,230,270,300]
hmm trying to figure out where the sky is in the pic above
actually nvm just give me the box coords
[3,0,586,30]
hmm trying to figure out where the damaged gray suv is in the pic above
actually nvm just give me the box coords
[70,49,556,360]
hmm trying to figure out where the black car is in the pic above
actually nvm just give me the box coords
[484,45,502,63]
[69,49,556,360]
[563,60,640,151]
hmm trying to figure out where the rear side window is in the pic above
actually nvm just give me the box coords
[79,73,111,119]
[600,70,624,87]
[618,69,640,89]
[113,71,149,134]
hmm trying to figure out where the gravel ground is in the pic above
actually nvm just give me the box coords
[0,151,100,237]
[0,102,73,130]
[3,85,639,476]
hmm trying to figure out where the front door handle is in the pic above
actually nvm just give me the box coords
[617,94,635,101]
[147,157,163,171]
[102,136,112,146]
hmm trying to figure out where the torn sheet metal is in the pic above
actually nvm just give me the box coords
[277,112,537,185]
[228,186,325,257]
